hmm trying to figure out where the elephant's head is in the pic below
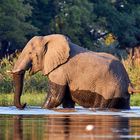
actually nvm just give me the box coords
[12,34,70,109]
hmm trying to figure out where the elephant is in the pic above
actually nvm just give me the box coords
[12,34,136,110]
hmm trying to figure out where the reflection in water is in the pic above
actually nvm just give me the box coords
[13,116,23,140]
[0,115,140,140]
[46,115,130,140]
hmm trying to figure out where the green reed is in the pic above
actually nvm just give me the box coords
[0,92,46,106]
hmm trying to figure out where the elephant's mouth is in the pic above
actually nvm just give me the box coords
[29,64,41,75]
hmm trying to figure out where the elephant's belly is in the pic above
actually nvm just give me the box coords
[71,90,130,109]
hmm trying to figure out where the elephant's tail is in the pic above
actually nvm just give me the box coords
[128,83,140,94]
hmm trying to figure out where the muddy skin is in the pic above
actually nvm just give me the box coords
[43,80,75,109]
[43,80,65,109]
[43,82,130,109]
[72,90,130,109]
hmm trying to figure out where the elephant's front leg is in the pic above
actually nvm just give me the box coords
[42,80,66,109]
[62,86,75,108]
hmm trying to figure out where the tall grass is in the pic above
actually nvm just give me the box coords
[0,56,48,106]
[122,56,140,106]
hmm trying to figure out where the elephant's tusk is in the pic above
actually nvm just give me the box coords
[6,70,13,74]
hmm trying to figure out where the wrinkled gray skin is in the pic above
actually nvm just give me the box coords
[12,34,132,110]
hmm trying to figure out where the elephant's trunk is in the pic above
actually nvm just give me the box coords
[13,72,26,109]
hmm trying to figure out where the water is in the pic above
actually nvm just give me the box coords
[0,106,140,140]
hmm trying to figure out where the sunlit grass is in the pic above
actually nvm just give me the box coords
[123,57,140,106]
[21,92,46,106]
[123,57,140,89]
[130,94,140,106]
[0,93,13,106]
[0,92,46,106]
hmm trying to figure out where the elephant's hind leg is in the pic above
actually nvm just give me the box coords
[62,86,75,108]
[106,97,130,109]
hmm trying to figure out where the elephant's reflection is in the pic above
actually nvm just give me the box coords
[12,115,130,140]
[13,115,45,140]
[13,116,23,140]
[46,115,129,140]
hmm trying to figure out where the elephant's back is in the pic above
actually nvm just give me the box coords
[66,51,120,78]
[68,51,116,70]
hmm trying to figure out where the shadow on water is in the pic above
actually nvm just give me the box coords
[0,114,140,140]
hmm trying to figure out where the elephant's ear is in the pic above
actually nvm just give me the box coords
[43,35,70,75]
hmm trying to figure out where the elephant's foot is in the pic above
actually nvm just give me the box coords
[62,102,75,108]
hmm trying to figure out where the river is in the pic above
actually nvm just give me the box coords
[0,106,140,140]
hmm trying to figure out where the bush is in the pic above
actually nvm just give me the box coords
[0,58,13,93]
[24,72,48,93]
